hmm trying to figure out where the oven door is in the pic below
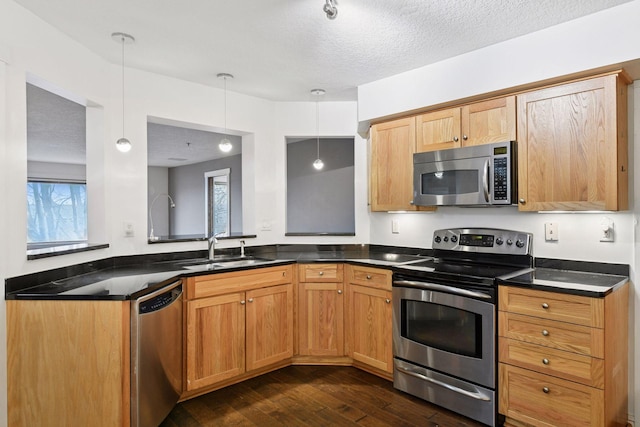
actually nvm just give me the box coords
[413,157,490,206]
[392,282,495,388]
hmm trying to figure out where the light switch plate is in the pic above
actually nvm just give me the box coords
[392,220,399,234]
[124,221,134,237]
[544,222,558,241]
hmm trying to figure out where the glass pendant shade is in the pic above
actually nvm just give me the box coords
[219,138,232,153]
[313,158,324,170]
[116,137,132,153]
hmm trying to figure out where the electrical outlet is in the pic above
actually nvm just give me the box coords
[123,221,134,237]
[544,222,558,241]
[600,217,614,242]
[392,220,399,234]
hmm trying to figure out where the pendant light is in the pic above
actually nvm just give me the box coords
[323,0,338,19]
[217,73,234,153]
[311,89,325,170]
[111,32,135,153]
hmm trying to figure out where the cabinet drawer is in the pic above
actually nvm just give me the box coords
[188,265,292,299]
[499,286,603,327]
[498,312,603,358]
[347,265,391,290]
[499,339,604,388]
[499,364,604,427]
[299,263,343,282]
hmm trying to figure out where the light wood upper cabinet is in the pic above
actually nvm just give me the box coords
[416,96,516,152]
[370,117,435,211]
[416,107,461,152]
[298,264,345,356]
[461,96,516,147]
[516,73,629,211]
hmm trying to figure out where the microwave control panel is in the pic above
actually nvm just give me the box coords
[493,157,509,202]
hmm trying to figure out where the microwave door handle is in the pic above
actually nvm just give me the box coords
[482,159,490,203]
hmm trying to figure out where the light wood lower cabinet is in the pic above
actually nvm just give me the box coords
[298,264,345,356]
[498,284,629,427]
[185,265,294,393]
[345,265,393,377]
[7,300,130,427]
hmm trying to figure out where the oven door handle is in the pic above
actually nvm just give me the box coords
[396,365,491,402]
[393,280,492,300]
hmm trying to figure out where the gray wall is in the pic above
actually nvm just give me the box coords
[147,166,170,237]
[168,154,243,235]
[286,138,354,234]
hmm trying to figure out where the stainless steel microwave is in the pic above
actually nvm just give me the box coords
[413,141,516,207]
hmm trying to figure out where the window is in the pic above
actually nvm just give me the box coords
[27,180,87,247]
[205,168,231,237]
[286,137,355,235]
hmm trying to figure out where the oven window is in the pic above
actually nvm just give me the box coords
[402,299,481,358]
[421,170,478,195]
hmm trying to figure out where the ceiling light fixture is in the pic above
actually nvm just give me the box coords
[111,32,135,153]
[217,73,234,153]
[323,0,338,19]
[311,89,325,171]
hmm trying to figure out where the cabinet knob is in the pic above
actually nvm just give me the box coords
[542,329,549,336]
[542,387,550,394]
[319,271,324,276]
[283,272,286,277]
[240,300,246,305]
[337,289,343,294]
[453,136,459,142]
[248,298,254,303]
[366,275,372,280]
[385,299,391,304]
[541,302,549,309]
[542,358,550,365]
[519,198,526,204]
[462,134,468,140]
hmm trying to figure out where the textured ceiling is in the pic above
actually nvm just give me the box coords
[14,0,634,102]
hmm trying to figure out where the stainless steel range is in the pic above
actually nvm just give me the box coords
[392,228,532,427]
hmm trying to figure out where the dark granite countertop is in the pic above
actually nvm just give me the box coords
[6,245,629,300]
[497,257,629,297]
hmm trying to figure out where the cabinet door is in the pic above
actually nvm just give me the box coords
[416,107,461,152]
[370,117,422,211]
[461,96,516,147]
[347,284,393,373]
[298,282,345,356]
[517,74,628,211]
[186,293,245,390]
[246,284,294,371]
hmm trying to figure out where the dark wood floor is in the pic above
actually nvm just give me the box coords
[160,365,486,427]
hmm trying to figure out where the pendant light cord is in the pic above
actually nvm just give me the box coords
[121,35,125,137]
[224,76,227,133]
[316,97,320,159]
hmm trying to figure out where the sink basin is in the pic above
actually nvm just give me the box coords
[179,257,271,271]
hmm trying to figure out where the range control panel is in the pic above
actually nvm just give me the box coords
[432,227,532,256]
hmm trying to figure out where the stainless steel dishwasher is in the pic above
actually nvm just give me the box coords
[131,280,183,427]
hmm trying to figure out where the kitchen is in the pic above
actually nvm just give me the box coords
[1,1,640,426]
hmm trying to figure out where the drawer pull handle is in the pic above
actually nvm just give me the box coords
[542,358,550,365]
[542,387,550,394]
[385,299,391,304]
[542,329,549,336]
[337,290,343,294]
[319,271,324,276]
[367,275,372,279]
[541,302,549,309]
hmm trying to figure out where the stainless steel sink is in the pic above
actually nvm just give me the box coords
[179,257,271,271]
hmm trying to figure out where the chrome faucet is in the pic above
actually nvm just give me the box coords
[239,240,246,258]
[208,234,219,260]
